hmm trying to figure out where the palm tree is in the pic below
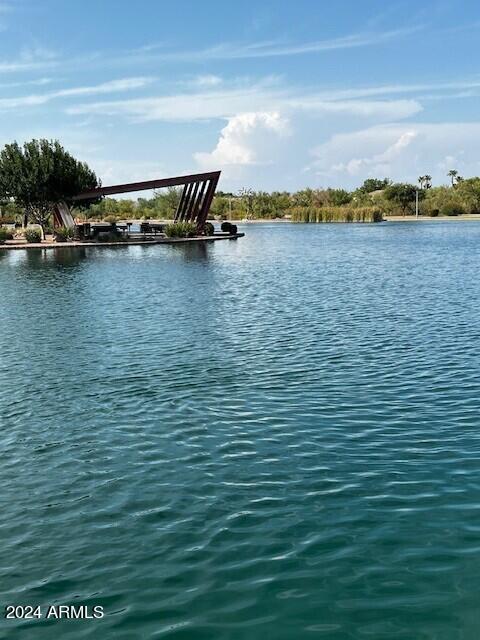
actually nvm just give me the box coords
[448,169,458,186]
[424,174,432,189]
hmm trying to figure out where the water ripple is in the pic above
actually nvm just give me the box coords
[1,223,480,639]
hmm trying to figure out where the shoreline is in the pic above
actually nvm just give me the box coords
[0,233,244,251]
[384,214,480,222]
[224,215,480,223]
[238,216,480,223]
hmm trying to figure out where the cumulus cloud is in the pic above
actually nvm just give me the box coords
[311,123,480,186]
[194,112,290,169]
[329,130,418,175]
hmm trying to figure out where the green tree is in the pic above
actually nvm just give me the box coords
[270,191,291,216]
[0,139,99,236]
[423,185,462,217]
[447,169,458,186]
[151,187,181,218]
[326,188,352,206]
[456,177,480,213]
[210,195,229,218]
[291,188,314,207]
[418,175,432,190]
[238,188,255,219]
[252,191,275,218]
[384,183,423,215]
[357,178,391,194]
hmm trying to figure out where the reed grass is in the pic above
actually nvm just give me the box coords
[291,206,383,223]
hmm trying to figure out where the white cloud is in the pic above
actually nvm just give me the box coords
[90,159,168,191]
[291,78,480,102]
[67,86,277,121]
[330,130,418,175]
[288,96,421,120]
[0,24,421,75]
[191,74,222,87]
[195,112,290,168]
[0,47,58,73]
[0,77,154,110]
[67,84,421,123]
[311,123,480,186]
[205,26,421,58]
[55,77,153,97]
[0,2,12,31]
[0,77,54,90]
[125,26,421,62]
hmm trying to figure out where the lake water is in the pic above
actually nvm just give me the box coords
[1,222,480,639]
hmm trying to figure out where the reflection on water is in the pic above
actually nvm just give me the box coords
[168,240,213,264]
[1,223,480,640]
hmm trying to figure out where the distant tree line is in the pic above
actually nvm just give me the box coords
[210,173,480,220]
[1,141,479,226]
[81,173,480,221]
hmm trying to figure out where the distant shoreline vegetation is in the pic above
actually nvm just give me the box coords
[211,176,480,223]
[87,175,480,223]
[290,206,382,223]
[2,169,480,226]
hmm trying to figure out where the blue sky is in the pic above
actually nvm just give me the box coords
[1,0,480,193]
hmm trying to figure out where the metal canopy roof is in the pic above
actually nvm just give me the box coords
[71,170,221,228]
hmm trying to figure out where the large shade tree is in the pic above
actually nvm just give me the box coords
[0,139,100,236]
[384,182,424,215]
[357,178,392,194]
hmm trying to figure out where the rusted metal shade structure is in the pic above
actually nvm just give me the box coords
[70,170,220,229]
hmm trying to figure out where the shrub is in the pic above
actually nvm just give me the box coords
[164,222,197,238]
[441,202,465,216]
[54,226,75,241]
[104,214,118,224]
[24,228,42,243]
[0,227,14,242]
[203,222,215,236]
[430,209,439,217]
[221,221,232,232]
[424,186,464,216]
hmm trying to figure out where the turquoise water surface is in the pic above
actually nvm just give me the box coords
[1,222,480,639]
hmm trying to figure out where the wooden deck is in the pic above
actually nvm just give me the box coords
[0,233,244,251]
